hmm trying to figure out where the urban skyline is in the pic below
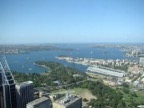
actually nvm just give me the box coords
[0,0,144,44]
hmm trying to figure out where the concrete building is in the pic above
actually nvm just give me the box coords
[0,57,17,108]
[87,66,127,77]
[140,57,144,65]
[53,93,82,108]
[16,81,34,108]
[26,96,51,108]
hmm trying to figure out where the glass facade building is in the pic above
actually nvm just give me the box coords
[0,57,17,108]
[16,81,34,108]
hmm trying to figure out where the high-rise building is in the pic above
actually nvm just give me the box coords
[0,57,17,108]
[16,81,34,108]
[26,96,52,108]
[53,93,82,108]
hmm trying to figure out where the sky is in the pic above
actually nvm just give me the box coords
[0,0,144,44]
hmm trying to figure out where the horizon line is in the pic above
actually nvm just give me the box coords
[0,42,144,45]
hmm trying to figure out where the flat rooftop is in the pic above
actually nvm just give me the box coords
[55,94,82,107]
[27,97,49,105]
[16,81,33,88]
[87,66,127,77]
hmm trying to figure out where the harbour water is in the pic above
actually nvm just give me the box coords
[3,44,136,73]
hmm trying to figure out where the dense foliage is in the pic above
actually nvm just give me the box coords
[80,81,137,108]
[80,81,124,108]
[13,72,48,87]
[13,61,144,108]
[13,61,87,87]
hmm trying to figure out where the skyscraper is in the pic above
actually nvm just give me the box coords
[0,57,17,108]
[16,81,34,108]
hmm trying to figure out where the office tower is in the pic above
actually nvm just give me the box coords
[53,93,82,108]
[16,81,34,108]
[26,96,51,108]
[0,73,4,108]
[0,57,17,108]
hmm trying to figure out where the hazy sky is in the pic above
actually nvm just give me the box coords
[0,0,144,44]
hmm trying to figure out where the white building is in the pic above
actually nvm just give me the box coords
[87,66,127,77]
[140,57,144,65]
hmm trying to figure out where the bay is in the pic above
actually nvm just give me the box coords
[4,44,135,73]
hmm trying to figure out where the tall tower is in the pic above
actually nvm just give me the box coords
[16,81,34,108]
[0,57,17,108]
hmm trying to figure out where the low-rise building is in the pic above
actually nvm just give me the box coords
[53,93,82,108]
[87,66,127,77]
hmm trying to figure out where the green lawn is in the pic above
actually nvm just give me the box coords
[121,90,144,106]
[72,88,96,101]
[52,87,96,101]
[135,91,144,104]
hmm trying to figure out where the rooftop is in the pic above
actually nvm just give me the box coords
[87,66,126,77]
[16,81,33,88]
[27,97,49,106]
[55,93,82,107]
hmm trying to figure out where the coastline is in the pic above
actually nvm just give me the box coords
[33,62,49,71]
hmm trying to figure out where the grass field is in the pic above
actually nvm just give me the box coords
[135,91,144,103]
[71,88,97,101]
[121,90,144,106]
[52,87,96,102]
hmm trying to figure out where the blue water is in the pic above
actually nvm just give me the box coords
[4,44,135,73]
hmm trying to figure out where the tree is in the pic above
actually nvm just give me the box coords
[83,98,88,102]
